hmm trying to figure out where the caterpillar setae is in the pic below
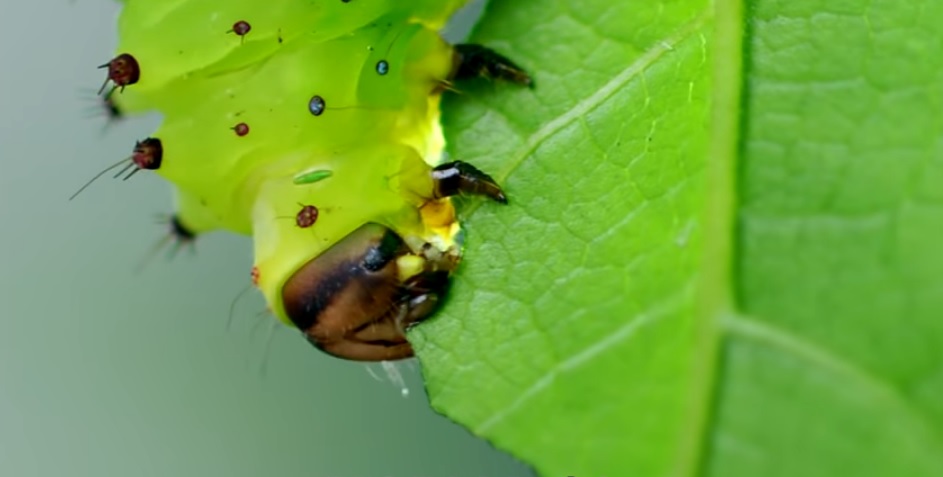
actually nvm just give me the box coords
[75,0,531,361]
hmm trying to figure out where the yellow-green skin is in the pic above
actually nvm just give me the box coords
[110,0,469,327]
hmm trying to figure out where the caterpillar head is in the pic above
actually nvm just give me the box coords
[247,143,465,361]
[280,223,458,361]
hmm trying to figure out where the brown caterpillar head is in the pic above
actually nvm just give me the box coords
[281,224,455,361]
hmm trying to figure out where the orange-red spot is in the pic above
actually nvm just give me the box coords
[230,21,251,36]
[232,122,249,136]
[296,205,319,228]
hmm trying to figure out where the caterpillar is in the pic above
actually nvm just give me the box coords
[76,0,531,361]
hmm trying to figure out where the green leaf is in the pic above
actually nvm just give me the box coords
[412,0,943,476]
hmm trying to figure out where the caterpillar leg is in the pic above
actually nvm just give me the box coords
[281,224,456,361]
[450,44,532,87]
[167,214,198,242]
[134,214,199,273]
[431,161,508,204]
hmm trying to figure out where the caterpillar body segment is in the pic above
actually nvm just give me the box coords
[97,0,531,361]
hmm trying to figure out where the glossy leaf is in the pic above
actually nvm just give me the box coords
[412,0,943,475]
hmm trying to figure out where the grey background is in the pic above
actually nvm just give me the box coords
[0,1,532,476]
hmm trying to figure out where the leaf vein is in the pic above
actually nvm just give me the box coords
[474,287,691,434]
[493,12,713,183]
[724,313,943,451]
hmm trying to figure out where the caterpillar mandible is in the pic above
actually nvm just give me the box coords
[77,0,531,361]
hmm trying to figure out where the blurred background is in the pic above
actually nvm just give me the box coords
[0,1,533,475]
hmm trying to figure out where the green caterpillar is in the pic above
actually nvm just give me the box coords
[80,0,531,361]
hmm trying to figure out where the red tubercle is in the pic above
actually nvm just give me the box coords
[295,205,319,228]
[229,21,251,42]
[232,122,250,136]
[97,53,140,94]
[132,138,162,170]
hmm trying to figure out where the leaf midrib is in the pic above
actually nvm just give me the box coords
[676,0,739,474]
[684,0,943,476]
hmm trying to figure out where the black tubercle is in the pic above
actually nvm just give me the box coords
[100,94,123,121]
[431,160,508,204]
[452,44,533,87]
[169,215,196,241]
